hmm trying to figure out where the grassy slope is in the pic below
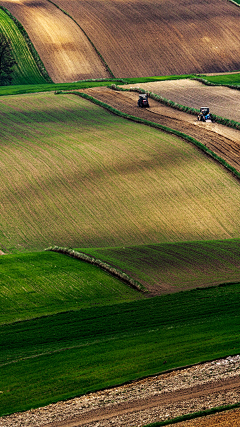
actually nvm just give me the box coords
[200,73,240,86]
[1,92,240,253]
[0,7,48,85]
[0,251,145,325]
[1,283,240,415]
[77,239,240,293]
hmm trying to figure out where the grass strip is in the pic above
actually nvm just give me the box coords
[0,6,52,84]
[142,402,240,426]
[69,91,240,181]
[45,246,148,293]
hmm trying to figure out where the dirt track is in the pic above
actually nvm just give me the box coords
[80,86,240,174]
[2,356,240,427]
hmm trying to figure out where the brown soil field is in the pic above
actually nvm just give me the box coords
[81,86,240,173]
[0,0,109,82]
[124,79,240,122]
[52,0,240,78]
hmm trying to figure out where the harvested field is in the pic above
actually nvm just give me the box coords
[123,79,240,122]
[82,86,240,172]
[0,0,109,82]
[53,0,240,77]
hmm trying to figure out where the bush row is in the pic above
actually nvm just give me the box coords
[45,246,148,293]
[0,6,53,83]
[110,83,240,130]
[69,91,240,182]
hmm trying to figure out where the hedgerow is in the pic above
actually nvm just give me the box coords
[45,246,148,293]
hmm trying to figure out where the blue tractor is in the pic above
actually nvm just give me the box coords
[197,107,213,122]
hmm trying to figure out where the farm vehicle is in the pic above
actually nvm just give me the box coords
[197,107,213,122]
[138,94,149,108]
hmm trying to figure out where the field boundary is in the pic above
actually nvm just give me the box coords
[45,246,148,293]
[0,6,52,83]
[143,402,240,427]
[66,91,240,182]
[46,0,114,78]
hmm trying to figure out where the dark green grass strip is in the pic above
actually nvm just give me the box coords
[2,282,240,415]
[142,402,240,426]
[70,91,240,181]
[0,6,52,84]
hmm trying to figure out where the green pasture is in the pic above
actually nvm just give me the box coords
[78,238,240,293]
[0,251,144,325]
[1,92,240,253]
[1,282,240,416]
[0,7,48,85]
[200,72,240,86]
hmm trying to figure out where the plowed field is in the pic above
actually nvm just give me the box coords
[0,0,109,82]
[124,79,240,122]
[53,0,240,77]
[81,86,240,173]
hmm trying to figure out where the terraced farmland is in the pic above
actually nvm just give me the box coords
[1,92,240,253]
[0,0,109,82]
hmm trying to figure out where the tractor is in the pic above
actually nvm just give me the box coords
[138,94,149,108]
[197,107,213,122]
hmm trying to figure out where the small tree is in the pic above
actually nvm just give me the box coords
[0,33,16,85]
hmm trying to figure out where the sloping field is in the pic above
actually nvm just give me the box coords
[80,239,240,295]
[83,86,240,173]
[0,251,144,325]
[125,79,240,122]
[0,0,109,82]
[0,7,48,85]
[1,92,240,252]
[53,0,240,78]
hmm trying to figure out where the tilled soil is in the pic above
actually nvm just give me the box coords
[1,355,240,427]
[79,87,240,174]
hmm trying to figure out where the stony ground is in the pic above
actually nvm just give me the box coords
[1,355,240,427]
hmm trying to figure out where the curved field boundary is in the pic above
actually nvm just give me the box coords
[0,6,52,84]
[69,91,240,181]
[112,84,240,131]
[46,0,114,78]
[45,246,148,293]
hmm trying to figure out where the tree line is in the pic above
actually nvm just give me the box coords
[0,32,16,85]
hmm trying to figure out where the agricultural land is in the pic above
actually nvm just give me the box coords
[1,0,240,425]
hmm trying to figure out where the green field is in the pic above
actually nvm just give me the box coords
[0,7,49,85]
[1,92,240,253]
[0,251,145,325]
[200,72,240,86]
[1,283,240,416]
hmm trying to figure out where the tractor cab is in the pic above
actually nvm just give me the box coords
[138,94,149,108]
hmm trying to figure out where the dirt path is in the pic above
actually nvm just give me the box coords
[79,87,240,174]
[2,355,240,427]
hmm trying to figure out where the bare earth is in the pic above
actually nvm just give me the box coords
[1,355,240,427]
[0,0,109,82]
[53,0,240,78]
